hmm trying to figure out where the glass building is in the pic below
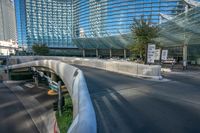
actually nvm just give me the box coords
[72,0,186,50]
[15,0,189,50]
[0,0,16,41]
[73,0,185,38]
[15,0,74,49]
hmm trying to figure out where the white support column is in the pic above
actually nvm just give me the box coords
[96,49,98,57]
[82,49,85,57]
[124,49,127,59]
[109,49,112,58]
[183,45,188,69]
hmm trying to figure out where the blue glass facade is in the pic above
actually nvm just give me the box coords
[15,0,189,49]
[73,0,185,38]
[15,0,74,48]
[14,0,27,45]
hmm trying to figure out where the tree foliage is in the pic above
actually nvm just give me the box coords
[32,44,49,55]
[129,16,159,62]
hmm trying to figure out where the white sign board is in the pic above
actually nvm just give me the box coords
[147,44,156,63]
[154,49,161,60]
[161,50,168,60]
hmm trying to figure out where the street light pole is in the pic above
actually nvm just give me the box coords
[57,81,62,116]
[6,49,9,80]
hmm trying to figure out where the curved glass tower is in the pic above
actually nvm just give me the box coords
[73,0,185,38]
[72,0,186,49]
[15,0,189,50]
[15,0,74,48]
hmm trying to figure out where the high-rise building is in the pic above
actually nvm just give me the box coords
[0,0,16,41]
[15,0,188,50]
[15,0,74,49]
[73,0,185,38]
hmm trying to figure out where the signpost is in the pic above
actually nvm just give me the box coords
[161,50,168,60]
[147,44,156,63]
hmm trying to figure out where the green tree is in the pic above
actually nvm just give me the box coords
[129,16,159,63]
[32,44,49,55]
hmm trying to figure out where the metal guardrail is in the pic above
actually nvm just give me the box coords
[8,60,97,133]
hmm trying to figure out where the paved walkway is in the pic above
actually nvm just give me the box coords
[162,64,200,72]
[0,81,57,133]
[0,83,39,133]
[77,65,200,133]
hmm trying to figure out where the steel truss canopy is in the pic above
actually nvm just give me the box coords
[156,6,200,47]
[184,0,200,6]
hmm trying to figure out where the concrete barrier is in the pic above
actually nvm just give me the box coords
[9,56,162,79]
[8,60,96,133]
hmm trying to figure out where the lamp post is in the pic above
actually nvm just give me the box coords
[57,81,62,116]
[6,49,9,79]
[183,4,189,70]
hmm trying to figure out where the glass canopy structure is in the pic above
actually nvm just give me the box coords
[157,6,200,46]
[156,4,200,63]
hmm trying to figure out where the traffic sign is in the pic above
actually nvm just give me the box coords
[161,50,168,60]
[154,49,161,61]
[147,44,156,63]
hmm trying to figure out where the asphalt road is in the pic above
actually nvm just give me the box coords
[76,66,200,133]
[0,73,56,133]
[0,83,39,133]
[1,64,200,133]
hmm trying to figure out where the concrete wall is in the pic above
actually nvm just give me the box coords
[9,56,162,79]
[8,60,96,133]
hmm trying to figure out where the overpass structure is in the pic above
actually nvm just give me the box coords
[8,56,162,79]
[7,56,200,133]
[7,56,161,132]
[8,60,96,133]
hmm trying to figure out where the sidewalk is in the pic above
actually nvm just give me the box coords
[3,81,58,133]
[161,64,200,73]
